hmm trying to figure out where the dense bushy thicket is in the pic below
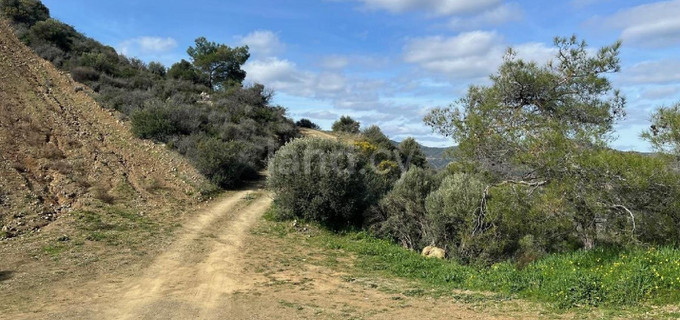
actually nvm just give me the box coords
[1,0,297,188]
[370,167,440,249]
[332,115,360,134]
[270,35,680,268]
[413,37,680,264]
[267,138,385,228]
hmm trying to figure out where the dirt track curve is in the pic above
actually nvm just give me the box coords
[99,189,271,319]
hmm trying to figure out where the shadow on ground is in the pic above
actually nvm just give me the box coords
[0,271,13,282]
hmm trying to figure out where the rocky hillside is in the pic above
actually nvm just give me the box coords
[0,21,208,238]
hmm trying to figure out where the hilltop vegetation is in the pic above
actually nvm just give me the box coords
[0,0,297,188]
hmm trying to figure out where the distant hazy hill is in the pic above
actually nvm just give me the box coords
[391,140,454,169]
[420,144,455,169]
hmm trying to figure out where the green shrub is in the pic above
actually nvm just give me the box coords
[332,115,360,134]
[190,137,255,188]
[371,167,440,250]
[398,137,427,169]
[167,59,205,85]
[28,18,76,51]
[0,0,49,26]
[148,61,166,77]
[424,173,484,260]
[295,118,320,130]
[362,125,394,152]
[130,106,175,141]
[268,138,377,228]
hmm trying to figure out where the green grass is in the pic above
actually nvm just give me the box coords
[294,227,680,309]
[73,207,159,246]
[42,244,67,256]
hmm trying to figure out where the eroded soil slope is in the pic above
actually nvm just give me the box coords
[0,21,207,238]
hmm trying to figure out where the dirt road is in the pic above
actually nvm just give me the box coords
[5,185,550,320]
[95,190,270,319]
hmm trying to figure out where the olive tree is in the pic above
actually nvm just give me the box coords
[268,138,379,228]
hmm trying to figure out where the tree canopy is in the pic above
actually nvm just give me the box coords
[0,0,49,25]
[187,37,250,90]
[425,36,624,180]
[332,115,360,134]
[398,137,427,169]
[425,36,635,250]
[295,118,320,130]
[642,103,680,156]
[362,125,395,152]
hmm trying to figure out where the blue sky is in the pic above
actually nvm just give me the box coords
[41,0,680,149]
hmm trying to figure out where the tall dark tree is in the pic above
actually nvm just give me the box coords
[296,118,320,130]
[362,125,395,152]
[187,37,249,90]
[167,59,204,84]
[398,137,427,169]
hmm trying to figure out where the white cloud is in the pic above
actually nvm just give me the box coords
[403,31,555,79]
[403,31,503,78]
[244,58,314,95]
[570,0,612,8]
[239,30,285,57]
[245,58,352,98]
[320,55,350,69]
[347,0,521,29]
[118,37,177,56]
[622,59,680,84]
[641,86,680,100]
[448,3,522,30]
[513,42,557,64]
[600,0,680,48]
[352,0,502,16]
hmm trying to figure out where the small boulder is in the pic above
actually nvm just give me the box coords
[421,246,446,259]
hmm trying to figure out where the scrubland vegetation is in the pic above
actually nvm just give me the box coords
[6,0,680,312]
[267,36,680,308]
[1,0,297,188]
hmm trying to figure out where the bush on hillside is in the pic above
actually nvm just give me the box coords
[295,118,320,130]
[148,61,166,77]
[424,173,485,257]
[268,138,379,228]
[70,66,100,82]
[27,18,77,51]
[371,167,440,250]
[398,137,427,169]
[332,115,360,134]
[0,0,49,26]
[362,125,395,152]
[1,2,299,189]
[185,136,257,188]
